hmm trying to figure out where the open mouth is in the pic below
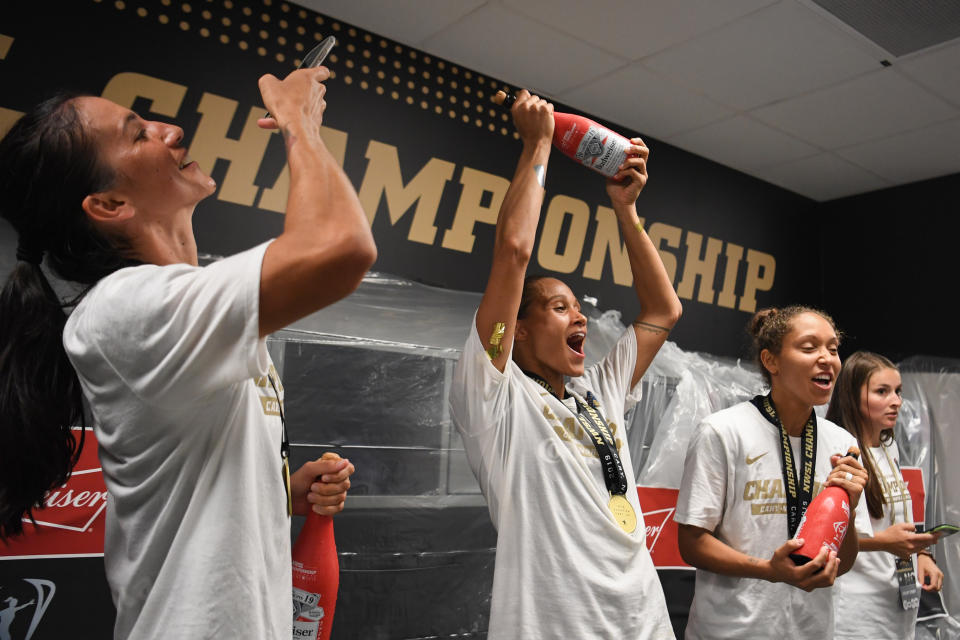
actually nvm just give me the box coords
[566,332,586,356]
[812,373,832,389]
[179,154,194,170]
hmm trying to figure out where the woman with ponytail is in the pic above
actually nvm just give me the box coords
[828,351,943,639]
[0,93,129,539]
[0,65,374,639]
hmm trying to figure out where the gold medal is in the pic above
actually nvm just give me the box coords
[609,494,637,533]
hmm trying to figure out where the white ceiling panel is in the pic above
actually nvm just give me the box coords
[836,117,960,185]
[668,115,821,173]
[304,0,485,47]
[292,0,960,201]
[751,68,959,149]
[419,4,626,97]
[750,153,890,201]
[559,64,733,138]
[642,0,881,110]
[502,0,777,61]
[898,39,960,107]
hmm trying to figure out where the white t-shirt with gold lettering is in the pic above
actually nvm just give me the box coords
[449,317,674,640]
[675,401,872,640]
[64,242,290,640]
[834,441,917,640]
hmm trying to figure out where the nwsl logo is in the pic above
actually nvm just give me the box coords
[0,579,55,640]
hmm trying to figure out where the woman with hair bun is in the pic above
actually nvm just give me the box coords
[828,351,943,639]
[675,305,871,639]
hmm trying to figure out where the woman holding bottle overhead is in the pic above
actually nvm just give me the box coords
[0,64,372,639]
[449,89,681,639]
[828,351,943,639]
[675,306,872,639]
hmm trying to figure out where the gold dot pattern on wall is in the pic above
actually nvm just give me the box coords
[99,0,518,136]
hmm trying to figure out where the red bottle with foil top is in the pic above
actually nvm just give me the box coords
[493,90,633,177]
[291,512,339,639]
[789,447,859,565]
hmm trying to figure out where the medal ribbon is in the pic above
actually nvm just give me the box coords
[268,372,293,518]
[524,371,629,496]
[750,394,817,538]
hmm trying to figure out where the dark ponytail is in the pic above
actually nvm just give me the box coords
[0,94,129,539]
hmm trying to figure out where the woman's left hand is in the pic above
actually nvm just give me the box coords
[918,553,944,592]
[606,138,649,207]
[826,452,868,509]
[291,452,355,516]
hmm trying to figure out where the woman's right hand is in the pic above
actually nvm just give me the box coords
[511,89,554,148]
[877,522,939,558]
[256,67,329,132]
[764,538,840,592]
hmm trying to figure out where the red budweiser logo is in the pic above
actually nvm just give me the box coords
[0,428,107,559]
[637,487,691,569]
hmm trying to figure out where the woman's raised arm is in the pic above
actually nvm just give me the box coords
[475,90,554,373]
[257,67,377,338]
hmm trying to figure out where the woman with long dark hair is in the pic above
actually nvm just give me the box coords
[449,89,682,638]
[0,65,374,638]
[828,351,943,639]
[676,305,871,639]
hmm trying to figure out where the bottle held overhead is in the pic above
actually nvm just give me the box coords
[492,90,633,178]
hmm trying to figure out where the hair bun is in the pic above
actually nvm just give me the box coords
[748,307,779,337]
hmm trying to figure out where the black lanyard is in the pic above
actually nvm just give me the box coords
[268,372,292,518]
[750,394,817,538]
[524,371,628,496]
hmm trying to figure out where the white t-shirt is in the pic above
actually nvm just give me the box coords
[675,401,872,640]
[834,441,916,640]
[449,317,674,640]
[63,242,291,640]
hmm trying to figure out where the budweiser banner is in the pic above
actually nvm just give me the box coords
[0,430,107,560]
[637,487,691,570]
[0,429,114,638]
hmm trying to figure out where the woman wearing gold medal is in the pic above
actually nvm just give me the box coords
[828,352,944,639]
[449,89,682,639]
[675,306,871,639]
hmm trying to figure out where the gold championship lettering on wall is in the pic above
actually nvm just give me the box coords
[0,0,776,314]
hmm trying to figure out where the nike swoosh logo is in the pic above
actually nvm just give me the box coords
[746,452,768,465]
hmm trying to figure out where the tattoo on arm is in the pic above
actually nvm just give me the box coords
[633,320,670,335]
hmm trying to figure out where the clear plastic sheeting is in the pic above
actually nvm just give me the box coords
[897,359,960,634]
[267,272,958,638]
[633,341,766,487]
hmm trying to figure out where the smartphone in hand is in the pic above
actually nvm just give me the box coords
[922,523,959,537]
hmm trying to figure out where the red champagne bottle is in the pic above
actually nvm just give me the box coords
[291,456,340,639]
[790,447,860,565]
[493,90,633,178]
